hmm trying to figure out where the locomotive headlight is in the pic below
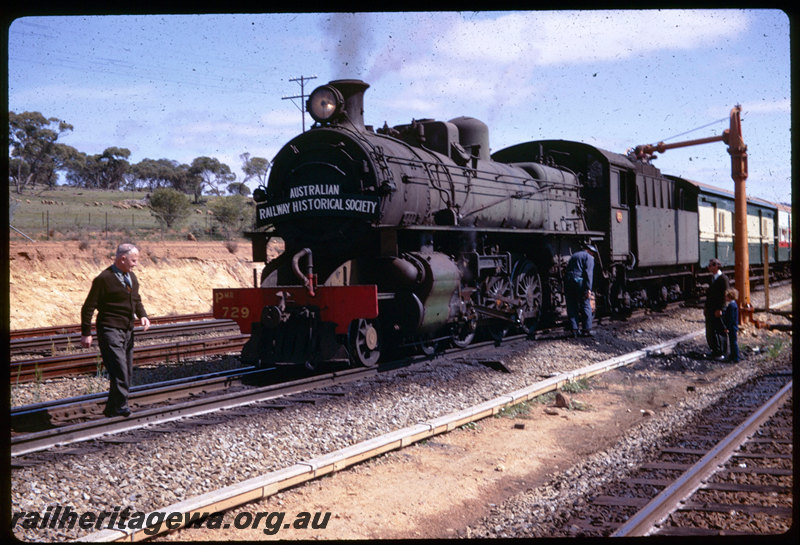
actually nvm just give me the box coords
[307,85,344,123]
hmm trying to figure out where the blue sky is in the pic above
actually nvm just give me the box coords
[8,10,791,204]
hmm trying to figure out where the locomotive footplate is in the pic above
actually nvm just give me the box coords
[213,285,379,367]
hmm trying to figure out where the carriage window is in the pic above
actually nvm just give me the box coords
[717,212,725,234]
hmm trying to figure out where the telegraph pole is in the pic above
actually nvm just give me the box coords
[282,75,317,132]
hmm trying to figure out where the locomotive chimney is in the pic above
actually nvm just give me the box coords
[329,79,369,131]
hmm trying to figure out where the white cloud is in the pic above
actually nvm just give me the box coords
[742,98,791,114]
[437,10,749,66]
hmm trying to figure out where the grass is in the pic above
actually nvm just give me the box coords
[561,378,591,393]
[8,185,232,241]
[496,400,535,418]
[766,339,785,358]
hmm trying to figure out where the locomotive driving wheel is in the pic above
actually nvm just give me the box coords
[514,261,543,339]
[484,275,512,344]
[348,318,381,367]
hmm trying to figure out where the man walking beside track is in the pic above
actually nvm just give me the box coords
[81,243,151,417]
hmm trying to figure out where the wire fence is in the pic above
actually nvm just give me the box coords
[10,208,222,241]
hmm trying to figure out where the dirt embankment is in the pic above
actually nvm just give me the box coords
[8,240,283,330]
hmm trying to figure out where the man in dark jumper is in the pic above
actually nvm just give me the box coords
[81,243,151,417]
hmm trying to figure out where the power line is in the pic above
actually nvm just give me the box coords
[282,75,317,132]
[661,115,730,143]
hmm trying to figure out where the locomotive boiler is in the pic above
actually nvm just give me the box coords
[214,79,601,369]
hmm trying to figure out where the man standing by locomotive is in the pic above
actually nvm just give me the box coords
[565,244,598,337]
[81,243,151,417]
[704,258,729,360]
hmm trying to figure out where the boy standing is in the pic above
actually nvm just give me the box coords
[722,288,740,363]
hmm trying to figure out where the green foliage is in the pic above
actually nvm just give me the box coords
[208,195,251,239]
[130,158,186,192]
[496,400,534,418]
[63,147,132,190]
[8,110,75,193]
[149,187,193,229]
[561,378,591,393]
[241,152,271,186]
[226,181,251,196]
[189,156,236,202]
[767,339,785,358]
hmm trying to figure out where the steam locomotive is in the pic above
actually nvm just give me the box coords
[213,79,791,369]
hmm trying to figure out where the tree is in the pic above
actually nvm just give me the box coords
[61,147,131,189]
[131,158,184,192]
[226,182,251,196]
[61,150,89,187]
[240,152,271,187]
[8,111,74,193]
[188,156,236,202]
[93,147,131,190]
[208,195,251,239]
[149,187,193,229]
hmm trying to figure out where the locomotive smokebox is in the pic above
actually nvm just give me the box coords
[330,79,370,131]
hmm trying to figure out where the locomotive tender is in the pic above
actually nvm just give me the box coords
[214,79,791,369]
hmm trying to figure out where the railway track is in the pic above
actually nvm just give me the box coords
[9,312,214,340]
[4,305,653,385]
[6,318,666,459]
[10,317,238,357]
[10,328,246,383]
[616,378,793,537]
[10,364,375,459]
[557,368,793,537]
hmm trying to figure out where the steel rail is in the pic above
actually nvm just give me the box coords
[10,334,248,383]
[611,379,793,537]
[9,312,214,339]
[10,319,239,355]
[11,366,374,457]
[11,366,263,430]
